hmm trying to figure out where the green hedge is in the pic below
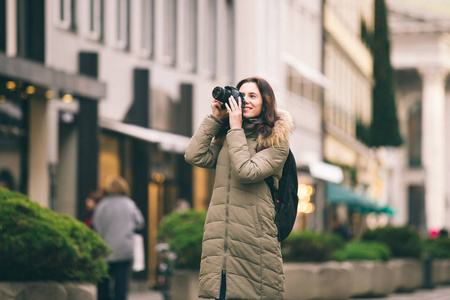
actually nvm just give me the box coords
[362,226,422,258]
[157,210,206,269]
[423,237,450,259]
[0,188,110,283]
[331,241,391,262]
[282,231,344,262]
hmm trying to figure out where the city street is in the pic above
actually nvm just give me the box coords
[128,285,450,300]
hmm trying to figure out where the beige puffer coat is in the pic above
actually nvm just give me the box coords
[185,110,293,300]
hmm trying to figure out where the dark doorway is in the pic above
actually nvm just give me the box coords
[408,185,425,230]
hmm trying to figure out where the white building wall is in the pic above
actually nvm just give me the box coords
[389,2,450,232]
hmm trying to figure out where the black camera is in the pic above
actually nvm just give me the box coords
[212,86,245,109]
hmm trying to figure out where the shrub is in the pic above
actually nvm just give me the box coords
[0,188,110,283]
[157,210,206,269]
[331,241,391,262]
[282,231,344,262]
[423,237,450,259]
[362,226,422,258]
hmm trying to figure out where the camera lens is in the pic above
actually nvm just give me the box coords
[212,86,225,100]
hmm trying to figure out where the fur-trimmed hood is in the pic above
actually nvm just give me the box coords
[256,109,294,149]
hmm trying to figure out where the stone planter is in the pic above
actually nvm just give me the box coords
[389,259,423,292]
[349,261,375,297]
[284,263,320,300]
[168,259,450,300]
[170,270,200,300]
[0,282,96,300]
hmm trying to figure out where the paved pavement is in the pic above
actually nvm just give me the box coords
[128,285,450,300]
[353,285,450,300]
[129,289,163,300]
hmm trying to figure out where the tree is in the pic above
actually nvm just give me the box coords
[370,0,403,147]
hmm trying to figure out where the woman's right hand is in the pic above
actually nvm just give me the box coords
[211,99,228,120]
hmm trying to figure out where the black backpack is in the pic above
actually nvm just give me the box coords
[264,149,299,241]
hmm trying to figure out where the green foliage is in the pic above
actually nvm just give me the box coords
[157,210,206,269]
[370,0,403,147]
[331,241,391,262]
[360,18,373,52]
[0,188,111,283]
[282,231,345,262]
[362,226,422,258]
[356,119,372,147]
[423,238,450,259]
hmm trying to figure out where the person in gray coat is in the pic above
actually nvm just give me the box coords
[93,176,145,300]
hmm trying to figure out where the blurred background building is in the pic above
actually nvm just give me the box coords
[388,0,450,235]
[1,0,449,283]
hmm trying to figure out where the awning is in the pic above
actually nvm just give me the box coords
[99,118,191,154]
[326,183,380,212]
[309,161,344,183]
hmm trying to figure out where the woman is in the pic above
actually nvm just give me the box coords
[185,77,293,300]
[93,176,145,300]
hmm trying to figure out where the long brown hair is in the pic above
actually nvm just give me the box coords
[236,77,278,139]
[215,77,278,141]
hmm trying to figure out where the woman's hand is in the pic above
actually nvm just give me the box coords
[225,96,242,129]
[211,99,228,120]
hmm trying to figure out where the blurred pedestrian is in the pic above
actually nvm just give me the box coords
[93,176,145,300]
[84,189,104,229]
[185,77,293,300]
[332,219,350,241]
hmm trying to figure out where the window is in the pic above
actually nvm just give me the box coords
[87,0,103,41]
[178,0,197,71]
[18,0,45,62]
[408,102,422,167]
[286,65,322,103]
[224,0,234,81]
[199,0,216,77]
[141,0,154,57]
[55,0,75,30]
[205,0,216,76]
[0,0,5,52]
[408,185,425,230]
[163,0,177,65]
[115,0,130,50]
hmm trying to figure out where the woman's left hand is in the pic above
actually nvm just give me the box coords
[225,96,243,129]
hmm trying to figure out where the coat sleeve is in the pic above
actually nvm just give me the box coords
[227,128,289,183]
[184,115,223,169]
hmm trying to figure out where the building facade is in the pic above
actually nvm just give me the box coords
[388,0,450,234]
[322,0,388,236]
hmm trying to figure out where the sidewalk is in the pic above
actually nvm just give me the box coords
[353,285,450,300]
[129,280,163,300]
[128,285,450,300]
[129,289,163,300]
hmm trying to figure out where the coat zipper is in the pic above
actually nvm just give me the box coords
[222,165,232,271]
